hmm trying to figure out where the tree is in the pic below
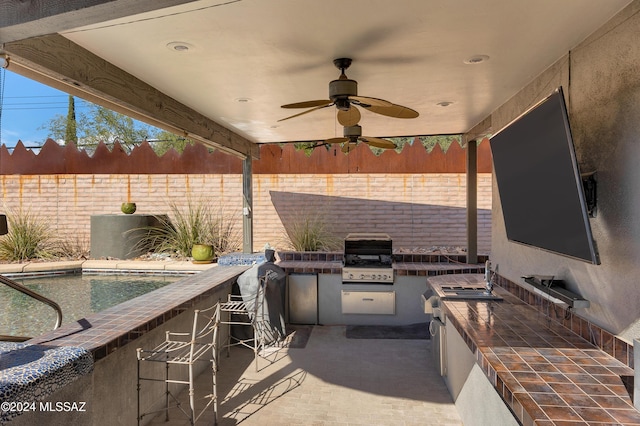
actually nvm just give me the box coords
[64,95,77,143]
[151,130,195,155]
[77,105,153,152]
[40,102,194,154]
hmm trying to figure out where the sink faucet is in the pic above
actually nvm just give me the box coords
[484,260,493,294]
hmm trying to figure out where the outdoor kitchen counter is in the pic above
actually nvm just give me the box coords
[428,274,640,425]
[276,250,487,275]
[276,260,484,275]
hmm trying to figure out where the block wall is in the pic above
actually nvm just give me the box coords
[0,173,492,254]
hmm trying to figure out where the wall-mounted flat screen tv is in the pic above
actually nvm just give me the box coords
[489,87,599,264]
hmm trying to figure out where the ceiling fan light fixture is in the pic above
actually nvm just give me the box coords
[343,125,362,138]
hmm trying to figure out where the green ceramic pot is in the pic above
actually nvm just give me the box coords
[121,202,137,214]
[191,244,214,263]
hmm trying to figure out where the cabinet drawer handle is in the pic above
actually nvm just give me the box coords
[362,298,374,301]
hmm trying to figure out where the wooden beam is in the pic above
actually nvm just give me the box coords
[463,114,491,264]
[463,115,492,146]
[3,34,259,159]
[466,139,478,265]
[242,157,253,253]
[0,0,199,43]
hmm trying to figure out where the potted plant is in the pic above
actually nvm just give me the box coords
[191,243,214,263]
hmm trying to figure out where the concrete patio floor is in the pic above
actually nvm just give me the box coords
[145,325,462,426]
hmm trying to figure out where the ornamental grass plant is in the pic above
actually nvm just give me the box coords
[136,198,241,259]
[0,207,60,262]
[282,209,341,252]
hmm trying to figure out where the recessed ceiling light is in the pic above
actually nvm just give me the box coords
[437,101,453,107]
[166,42,194,52]
[464,54,490,65]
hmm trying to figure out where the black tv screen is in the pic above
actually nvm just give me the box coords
[489,87,599,264]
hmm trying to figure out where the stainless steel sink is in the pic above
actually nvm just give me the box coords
[436,285,503,301]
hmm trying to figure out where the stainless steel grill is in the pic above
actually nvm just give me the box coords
[342,233,394,284]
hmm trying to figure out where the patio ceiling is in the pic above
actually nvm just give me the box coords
[0,0,632,158]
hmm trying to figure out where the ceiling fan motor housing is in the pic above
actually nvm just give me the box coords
[329,78,357,110]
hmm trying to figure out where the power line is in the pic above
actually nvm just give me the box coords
[2,106,91,111]
[3,101,69,105]
[3,95,68,99]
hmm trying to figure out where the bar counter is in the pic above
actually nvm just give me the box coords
[429,274,639,425]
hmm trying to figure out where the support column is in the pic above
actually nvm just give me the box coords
[466,139,478,264]
[242,156,253,253]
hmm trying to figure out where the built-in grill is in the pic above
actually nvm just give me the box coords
[342,233,394,284]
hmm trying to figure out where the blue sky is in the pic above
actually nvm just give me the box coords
[0,69,91,148]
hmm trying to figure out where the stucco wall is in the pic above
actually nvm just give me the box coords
[490,1,640,337]
[0,173,492,255]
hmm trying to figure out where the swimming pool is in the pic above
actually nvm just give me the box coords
[0,273,185,338]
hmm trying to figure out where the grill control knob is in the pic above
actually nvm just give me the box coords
[360,274,365,280]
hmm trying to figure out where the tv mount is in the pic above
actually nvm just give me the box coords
[581,171,597,218]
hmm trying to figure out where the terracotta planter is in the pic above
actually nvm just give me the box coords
[191,244,214,264]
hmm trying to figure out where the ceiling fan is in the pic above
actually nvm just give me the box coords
[326,125,397,153]
[278,58,419,126]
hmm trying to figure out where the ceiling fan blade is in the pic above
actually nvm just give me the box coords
[278,104,332,122]
[361,136,396,149]
[281,99,332,109]
[326,137,348,144]
[363,103,419,119]
[337,107,361,126]
[350,96,393,108]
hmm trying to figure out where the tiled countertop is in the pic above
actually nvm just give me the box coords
[276,251,487,276]
[276,260,484,276]
[428,274,640,425]
[25,265,249,360]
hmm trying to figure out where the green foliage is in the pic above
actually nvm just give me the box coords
[282,210,341,252]
[0,207,59,262]
[388,136,415,153]
[293,141,326,156]
[136,199,240,259]
[151,131,196,155]
[83,106,152,152]
[418,135,462,152]
[40,102,194,154]
[57,236,90,259]
[65,95,77,143]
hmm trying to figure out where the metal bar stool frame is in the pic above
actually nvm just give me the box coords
[217,271,275,372]
[136,303,220,425]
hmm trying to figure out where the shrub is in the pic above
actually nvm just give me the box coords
[0,207,59,262]
[282,209,340,251]
[58,236,90,259]
[135,198,240,259]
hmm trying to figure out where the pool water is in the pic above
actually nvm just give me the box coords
[0,273,185,339]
